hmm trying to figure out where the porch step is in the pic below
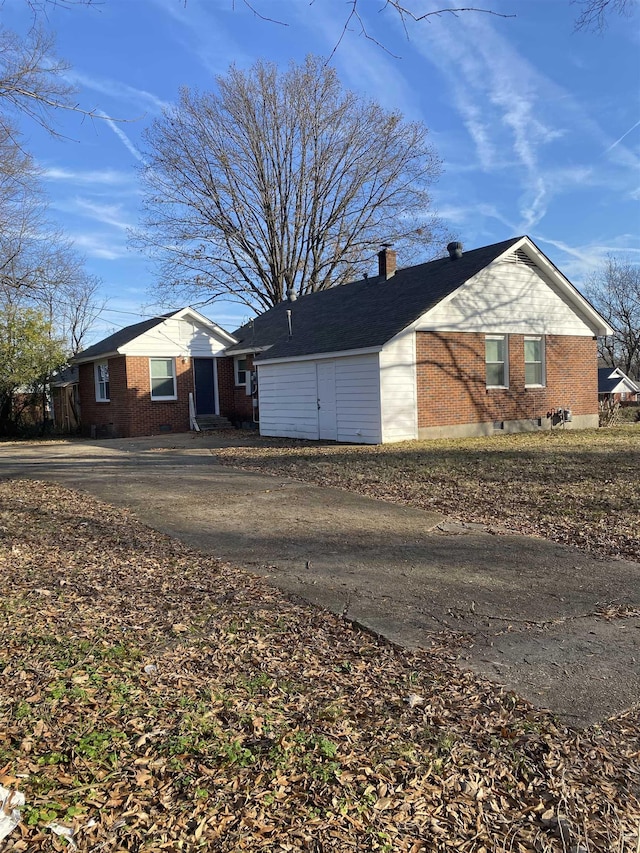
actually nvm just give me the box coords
[195,414,233,431]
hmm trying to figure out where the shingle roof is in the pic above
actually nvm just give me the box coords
[227,238,523,361]
[50,365,79,387]
[598,367,639,394]
[73,312,179,362]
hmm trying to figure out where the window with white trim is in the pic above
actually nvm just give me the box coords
[524,336,545,386]
[150,358,177,400]
[234,356,248,387]
[485,335,508,388]
[95,361,110,402]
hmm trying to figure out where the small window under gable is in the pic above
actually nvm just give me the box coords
[485,335,508,388]
[524,336,545,387]
[150,358,177,400]
[95,361,110,402]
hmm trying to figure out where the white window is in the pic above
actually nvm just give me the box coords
[524,337,545,386]
[150,358,177,400]
[95,361,110,402]
[234,356,248,387]
[485,335,508,388]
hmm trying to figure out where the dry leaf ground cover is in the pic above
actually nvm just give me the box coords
[1,480,639,852]
[212,425,640,564]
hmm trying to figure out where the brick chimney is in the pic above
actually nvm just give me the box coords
[378,245,397,280]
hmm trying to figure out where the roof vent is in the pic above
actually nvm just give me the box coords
[503,248,536,268]
[378,245,397,280]
[447,241,463,260]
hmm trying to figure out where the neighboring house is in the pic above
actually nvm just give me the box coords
[598,366,639,403]
[73,308,236,438]
[74,237,612,443]
[226,236,612,443]
[50,366,80,433]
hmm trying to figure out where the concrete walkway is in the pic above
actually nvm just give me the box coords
[1,433,638,727]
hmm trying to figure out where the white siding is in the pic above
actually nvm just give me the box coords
[418,261,595,335]
[258,362,319,440]
[334,355,381,444]
[379,329,418,443]
[121,318,231,357]
[258,353,382,444]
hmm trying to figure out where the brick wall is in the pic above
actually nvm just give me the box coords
[217,355,255,423]
[125,356,191,437]
[79,357,131,438]
[416,332,598,429]
[78,356,193,438]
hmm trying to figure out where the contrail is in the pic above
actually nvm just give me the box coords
[98,111,145,163]
[603,118,640,154]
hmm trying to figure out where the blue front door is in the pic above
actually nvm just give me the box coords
[194,359,216,415]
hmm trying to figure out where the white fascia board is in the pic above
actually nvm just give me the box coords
[257,345,383,366]
[72,349,119,365]
[172,307,238,344]
[513,237,614,336]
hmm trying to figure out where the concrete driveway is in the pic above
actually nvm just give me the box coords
[1,432,638,727]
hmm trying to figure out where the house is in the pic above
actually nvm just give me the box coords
[74,236,612,443]
[227,236,612,443]
[598,366,639,403]
[73,307,236,438]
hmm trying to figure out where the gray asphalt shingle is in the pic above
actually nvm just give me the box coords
[74,312,179,362]
[227,238,522,361]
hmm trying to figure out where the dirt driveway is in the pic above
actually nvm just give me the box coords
[1,432,638,727]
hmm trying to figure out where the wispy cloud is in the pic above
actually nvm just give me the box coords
[536,234,640,287]
[69,233,129,261]
[42,166,132,186]
[408,13,566,229]
[147,0,248,75]
[66,71,171,115]
[72,199,133,231]
[398,6,636,234]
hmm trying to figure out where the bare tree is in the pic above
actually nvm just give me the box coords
[36,255,106,355]
[233,1,630,46]
[585,257,640,379]
[0,123,50,291]
[0,25,76,136]
[0,116,105,351]
[137,56,445,312]
[0,0,109,346]
[572,0,636,30]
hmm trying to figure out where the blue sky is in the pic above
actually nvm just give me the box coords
[4,0,639,342]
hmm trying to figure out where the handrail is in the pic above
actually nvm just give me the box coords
[188,392,200,431]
